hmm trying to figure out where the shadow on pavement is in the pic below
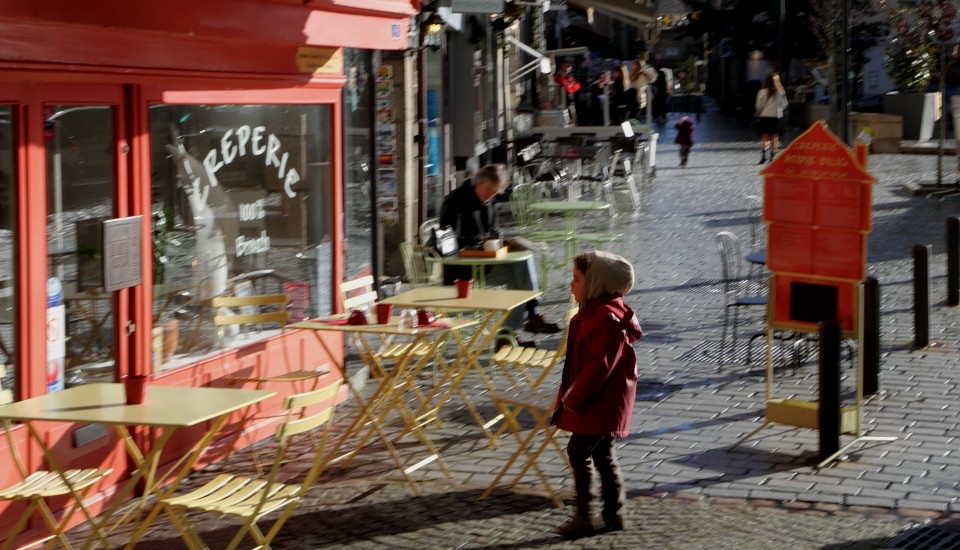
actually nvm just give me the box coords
[124,486,558,550]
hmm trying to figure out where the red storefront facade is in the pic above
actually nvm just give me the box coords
[0,0,415,544]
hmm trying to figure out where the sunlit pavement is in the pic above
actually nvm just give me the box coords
[68,101,960,548]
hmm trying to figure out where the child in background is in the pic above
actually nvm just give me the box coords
[675,115,695,166]
[553,251,642,538]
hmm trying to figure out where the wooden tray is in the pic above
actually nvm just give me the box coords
[458,246,508,259]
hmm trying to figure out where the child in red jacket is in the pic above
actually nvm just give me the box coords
[675,115,695,166]
[553,251,642,538]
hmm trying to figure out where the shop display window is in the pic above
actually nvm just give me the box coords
[46,104,115,388]
[0,107,14,396]
[149,104,334,372]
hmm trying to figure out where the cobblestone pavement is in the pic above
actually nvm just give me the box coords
[70,103,960,548]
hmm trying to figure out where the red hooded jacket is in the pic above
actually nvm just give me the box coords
[552,294,642,438]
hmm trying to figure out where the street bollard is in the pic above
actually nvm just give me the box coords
[818,320,841,460]
[862,277,880,397]
[913,244,931,349]
[948,217,959,307]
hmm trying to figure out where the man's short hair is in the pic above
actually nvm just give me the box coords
[472,163,509,192]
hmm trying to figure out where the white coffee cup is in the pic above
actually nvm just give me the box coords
[483,239,502,252]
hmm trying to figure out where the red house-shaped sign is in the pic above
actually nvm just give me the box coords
[761,121,875,333]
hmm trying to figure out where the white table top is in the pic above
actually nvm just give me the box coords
[379,287,541,312]
[0,384,274,428]
[441,250,533,266]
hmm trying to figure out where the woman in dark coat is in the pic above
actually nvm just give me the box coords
[553,251,642,538]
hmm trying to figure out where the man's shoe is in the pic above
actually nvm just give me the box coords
[555,515,596,539]
[523,313,561,334]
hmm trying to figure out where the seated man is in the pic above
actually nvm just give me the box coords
[439,163,559,335]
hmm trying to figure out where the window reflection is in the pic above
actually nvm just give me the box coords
[149,105,333,372]
[0,106,15,398]
[343,49,374,278]
[45,105,115,389]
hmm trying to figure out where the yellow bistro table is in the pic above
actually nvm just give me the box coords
[440,250,533,288]
[380,287,541,443]
[528,200,612,263]
[288,315,478,495]
[0,383,274,549]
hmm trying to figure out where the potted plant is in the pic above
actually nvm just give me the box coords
[882,0,957,141]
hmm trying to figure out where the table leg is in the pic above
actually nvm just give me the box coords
[117,417,231,550]
[305,330,447,495]
[415,310,508,444]
[337,333,452,480]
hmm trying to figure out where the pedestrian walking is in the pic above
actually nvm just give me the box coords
[674,115,695,166]
[754,73,788,164]
[553,251,642,539]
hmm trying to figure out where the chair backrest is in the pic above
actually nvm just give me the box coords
[212,294,290,329]
[534,306,579,385]
[399,242,443,286]
[338,275,379,313]
[419,218,440,245]
[509,182,546,228]
[715,231,744,298]
[277,378,343,491]
[743,195,764,250]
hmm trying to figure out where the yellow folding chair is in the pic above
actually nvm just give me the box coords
[213,293,324,385]
[0,364,112,550]
[213,293,328,473]
[160,379,343,550]
[480,388,566,508]
[491,305,577,388]
[337,275,442,382]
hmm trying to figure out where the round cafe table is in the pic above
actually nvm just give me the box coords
[527,200,611,262]
[441,250,533,288]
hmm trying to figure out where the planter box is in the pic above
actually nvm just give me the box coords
[883,92,940,141]
[849,112,903,153]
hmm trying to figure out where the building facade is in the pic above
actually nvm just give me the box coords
[0,0,414,544]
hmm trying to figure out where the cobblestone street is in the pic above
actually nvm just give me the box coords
[69,101,960,549]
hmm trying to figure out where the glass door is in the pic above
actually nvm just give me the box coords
[41,88,125,389]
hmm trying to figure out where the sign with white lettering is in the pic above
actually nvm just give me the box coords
[103,216,143,292]
[451,0,504,13]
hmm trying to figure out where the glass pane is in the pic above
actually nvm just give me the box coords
[45,105,116,389]
[0,106,16,400]
[343,49,374,278]
[424,46,445,219]
[149,104,333,373]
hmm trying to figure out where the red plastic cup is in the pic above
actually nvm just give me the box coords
[455,279,473,299]
[124,375,149,405]
[376,303,394,324]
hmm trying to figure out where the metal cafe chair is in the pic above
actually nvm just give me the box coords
[159,380,343,550]
[480,387,566,508]
[212,293,329,472]
[337,275,440,391]
[715,231,768,371]
[399,242,443,287]
[491,304,577,389]
[0,364,113,550]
